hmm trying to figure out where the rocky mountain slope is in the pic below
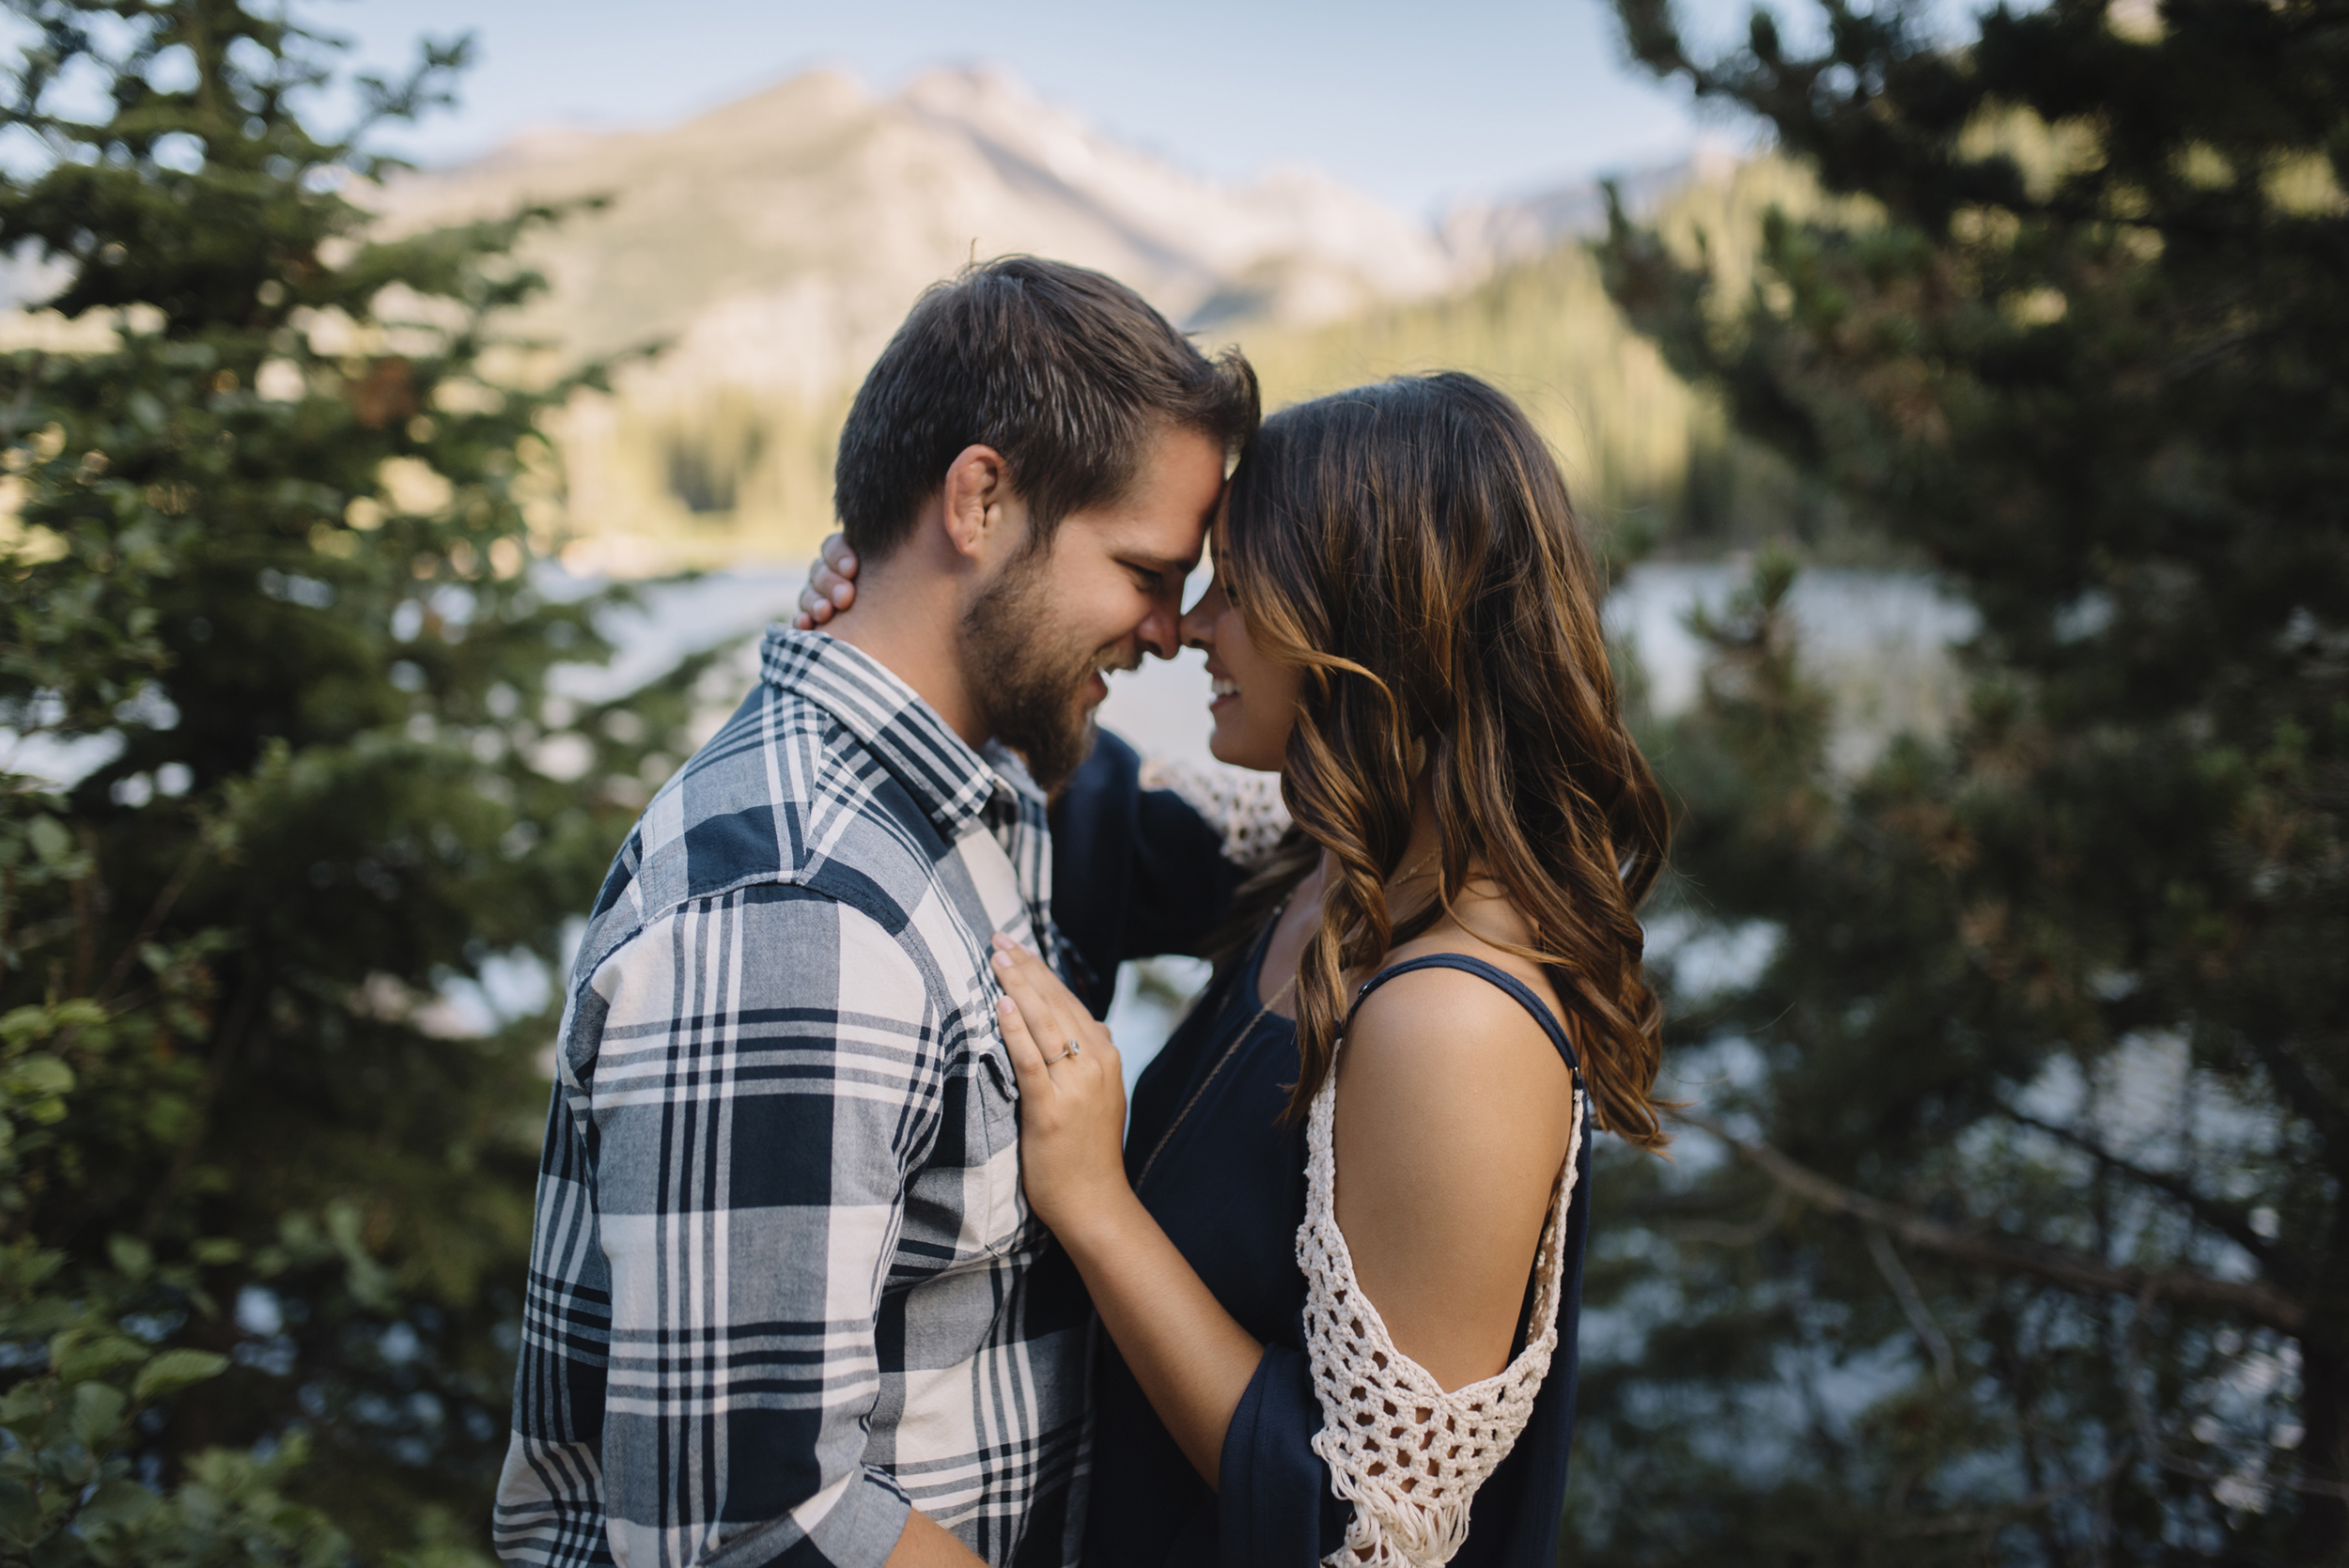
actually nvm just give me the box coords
[356,66,1694,567]
[373,67,1464,405]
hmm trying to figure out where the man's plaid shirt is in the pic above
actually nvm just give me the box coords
[494,629,1091,1568]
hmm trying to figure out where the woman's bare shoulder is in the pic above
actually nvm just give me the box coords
[1332,883,1578,1172]
[1329,918,1579,1390]
[1337,954,1572,1123]
[1360,890,1573,1053]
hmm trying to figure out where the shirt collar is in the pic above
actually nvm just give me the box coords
[758,627,1043,834]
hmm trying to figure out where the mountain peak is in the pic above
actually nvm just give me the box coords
[373,62,1479,382]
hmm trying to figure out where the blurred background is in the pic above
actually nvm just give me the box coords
[0,0,2341,1563]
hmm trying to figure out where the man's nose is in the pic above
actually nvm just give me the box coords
[1138,587,1184,660]
[1175,591,1211,655]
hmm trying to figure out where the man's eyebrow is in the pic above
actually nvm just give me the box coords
[1121,552,1197,577]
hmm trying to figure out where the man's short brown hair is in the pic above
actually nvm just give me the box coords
[832,256,1259,560]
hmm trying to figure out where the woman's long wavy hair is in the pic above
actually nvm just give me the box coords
[1221,373,1672,1149]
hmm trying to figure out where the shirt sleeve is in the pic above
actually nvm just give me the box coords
[1136,756,1293,869]
[1218,1345,1353,1567]
[583,882,935,1568]
[1051,729,1251,1015]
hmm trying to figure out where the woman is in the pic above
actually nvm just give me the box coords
[808,372,1668,1564]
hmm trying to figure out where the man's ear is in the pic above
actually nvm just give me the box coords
[941,444,1015,561]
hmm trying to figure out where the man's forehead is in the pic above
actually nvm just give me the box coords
[1081,496,1214,568]
[1121,533,1206,571]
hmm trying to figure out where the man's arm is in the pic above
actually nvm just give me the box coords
[583,883,951,1567]
[1050,731,1290,1015]
[1134,755,1292,874]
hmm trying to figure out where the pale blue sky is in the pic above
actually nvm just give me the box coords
[317,0,1766,217]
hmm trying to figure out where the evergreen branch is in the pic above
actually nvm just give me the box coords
[1865,1222,1956,1387]
[1882,1441,2139,1538]
[2236,1030,2349,1166]
[0,352,46,445]
[1654,1184,1792,1246]
[335,32,472,175]
[95,831,207,1004]
[137,949,257,1243]
[1999,1104,2280,1273]
[1674,1110,2309,1334]
[2122,1286,2349,1503]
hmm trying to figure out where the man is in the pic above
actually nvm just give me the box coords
[494,256,1257,1568]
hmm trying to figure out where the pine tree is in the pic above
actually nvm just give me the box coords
[1575,0,2348,1561]
[0,3,702,1556]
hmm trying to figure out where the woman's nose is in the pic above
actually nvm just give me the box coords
[1179,583,1221,652]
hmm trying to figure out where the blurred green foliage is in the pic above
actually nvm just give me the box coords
[1237,158,1878,571]
[1573,0,2349,1562]
[0,2,708,1558]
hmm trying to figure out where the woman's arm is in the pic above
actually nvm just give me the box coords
[1330,965,1576,1390]
[1042,1182,1268,1486]
[990,937,1265,1485]
[1049,729,1252,1018]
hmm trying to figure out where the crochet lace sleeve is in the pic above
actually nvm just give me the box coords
[1296,1070,1585,1567]
[1137,755,1292,868]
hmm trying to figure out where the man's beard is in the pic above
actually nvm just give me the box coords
[960,551,1128,794]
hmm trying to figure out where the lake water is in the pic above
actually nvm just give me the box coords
[569,558,1977,768]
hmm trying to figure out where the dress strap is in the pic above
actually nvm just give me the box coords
[1350,954,1581,1081]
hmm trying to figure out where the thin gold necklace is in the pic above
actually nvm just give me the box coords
[1391,844,1440,893]
[1134,911,1289,1190]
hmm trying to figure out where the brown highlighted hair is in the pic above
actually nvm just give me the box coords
[1223,373,1671,1148]
[834,256,1259,561]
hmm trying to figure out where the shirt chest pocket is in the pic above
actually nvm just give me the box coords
[968,1045,1030,1254]
[901,1041,1031,1271]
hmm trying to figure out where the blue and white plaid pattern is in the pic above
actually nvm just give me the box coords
[494,629,1088,1568]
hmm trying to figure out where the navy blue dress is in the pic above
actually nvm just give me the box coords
[1082,922,1595,1567]
[1043,729,1594,1563]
